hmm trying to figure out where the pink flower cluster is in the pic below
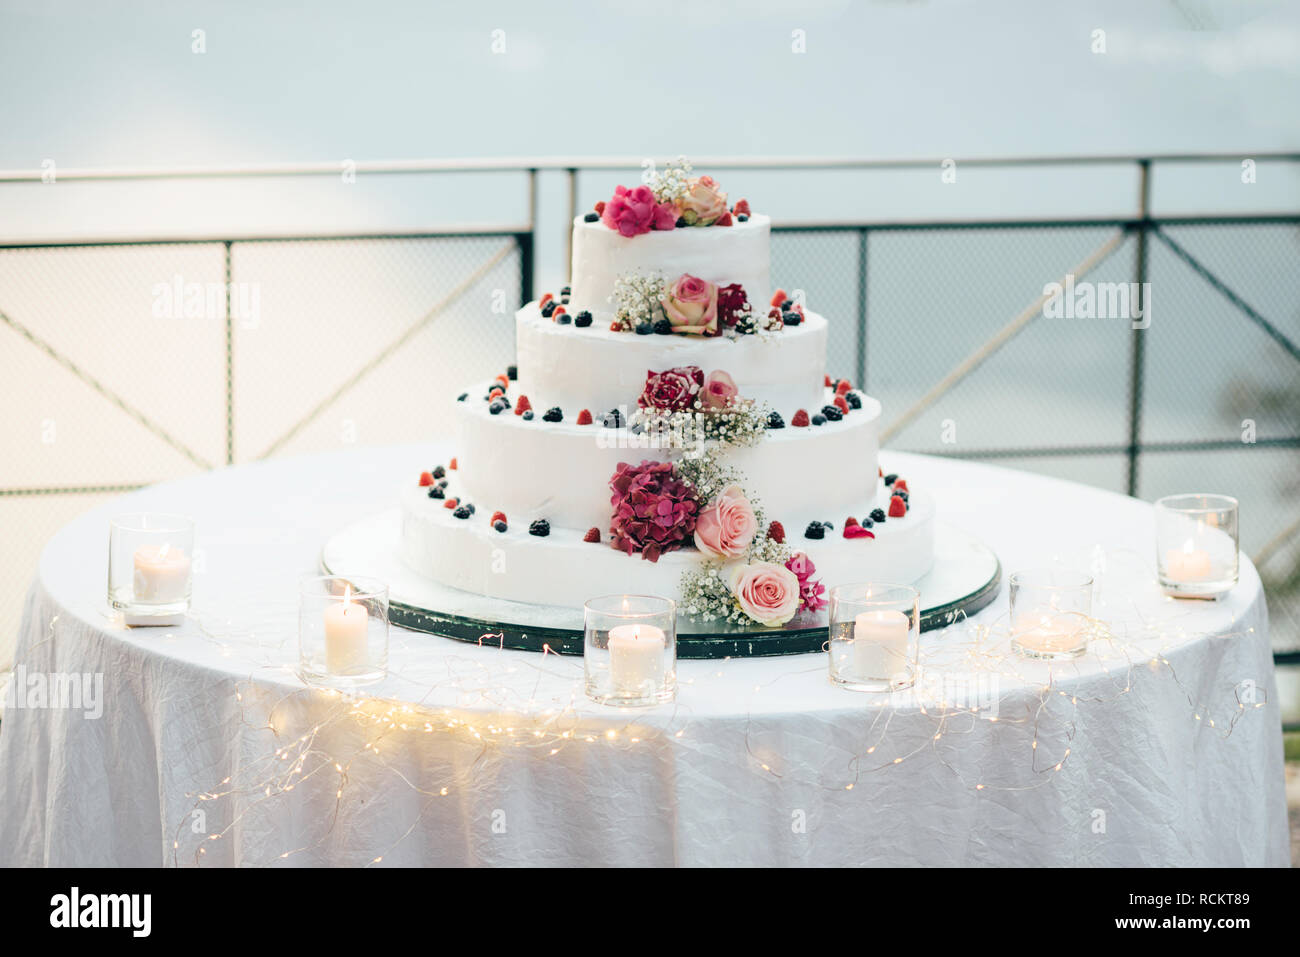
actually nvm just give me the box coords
[601,185,678,237]
[785,552,827,612]
[609,460,700,563]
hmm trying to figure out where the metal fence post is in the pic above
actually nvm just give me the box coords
[1125,159,1151,497]
[224,239,234,465]
[565,167,578,285]
[856,228,868,391]
[520,168,538,305]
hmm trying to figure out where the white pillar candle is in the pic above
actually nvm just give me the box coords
[1013,612,1084,654]
[607,624,665,695]
[1165,539,1213,582]
[132,543,191,602]
[323,590,369,674]
[853,610,909,680]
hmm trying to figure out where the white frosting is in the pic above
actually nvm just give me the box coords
[454,384,880,531]
[569,214,772,323]
[515,305,828,415]
[401,482,934,610]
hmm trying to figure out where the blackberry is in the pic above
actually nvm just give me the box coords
[634,321,652,335]
[804,521,826,540]
[574,311,593,328]
[820,405,843,422]
[457,392,468,402]
[506,364,517,381]
[522,410,534,421]
[540,300,556,318]
[453,506,471,519]
[870,508,887,523]
[884,473,898,486]
[584,212,599,222]
[489,400,506,415]
[493,520,508,533]
[529,519,550,537]
[845,392,862,409]
[557,312,571,325]
[542,407,563,423]
[464,503,476,515]
[811,414,826,426]
[782,311,802,326]
[428,487,444,499]
[561,285,571,296]
[432,466,445,479]
[766,411,785,429]
[781,299,793,311]
[653,318,673,335]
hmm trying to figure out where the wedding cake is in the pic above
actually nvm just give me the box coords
[401,162,934,628]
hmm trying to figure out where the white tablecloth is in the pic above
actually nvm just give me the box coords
[0,446,1288,867]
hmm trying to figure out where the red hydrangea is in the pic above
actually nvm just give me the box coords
[638,365,703,412]
[716,283,750,327]
[609,460,700,562]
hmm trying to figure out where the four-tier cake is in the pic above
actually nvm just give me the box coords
[402,162,934,628]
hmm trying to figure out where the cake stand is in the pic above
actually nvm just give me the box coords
[321,510,1001,659]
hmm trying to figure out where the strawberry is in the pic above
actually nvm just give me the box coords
[449,457,458,470]
[835,379,852,396]
[443,497,459,510]
[494,373,510,389]
[552,306,566,318]
[594,201,606,215]
[893,479,908,493]
[714,211,733,227]
[576,409,593,425]
[791,409,810,427]
[825,375,834,388]
[770,289,788,308]
[490,510,507,526]
[609,321,623,332]
[888,495,907,518]
[514,395,532,416]
[418,471,433,487]
[583,527,601,543]
[734,198,751,217]
[844,524,875,540]
[767,520,785,544]
[489,386,504,399]
[539,292,553,309]
[833,395,850,415]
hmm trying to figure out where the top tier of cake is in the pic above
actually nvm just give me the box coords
[569,213,772,324]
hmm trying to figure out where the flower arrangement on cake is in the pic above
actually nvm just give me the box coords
[588,158,748,235]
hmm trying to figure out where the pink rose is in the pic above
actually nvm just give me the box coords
[693,484,758,559]
[601,184,658,237]
[662,274,718,336]
[638,366,704,412]
[728,561,801,627]
[701,370,739,410]
[677,175,729,226]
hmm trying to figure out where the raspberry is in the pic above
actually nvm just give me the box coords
[583,527,601,543]
[845,515,860,528]
[714,211,733,227]
[515,395,532,416]
[494,373,510,389]
[770,289,787,308]
[835,379,852,395]
[791,409,810,427]
[767,520,785,544]
[552,306,566,318]
[576,409,593,425]
[609,321,623,332]
[489,386,504,398]
[888,495,907,518]
[418,471,433,487]
[893,479,908,493]
[449,457,458,470]
[443,497,459,509]
[594,201,606,215]
[734,198,751,216]
[825,375,834,387]
[490,510,507,526]
[833,395,850,415]
[539,293,553,309]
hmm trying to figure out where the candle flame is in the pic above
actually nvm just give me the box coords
[1182,538,1196,555]
[342,585,353,615]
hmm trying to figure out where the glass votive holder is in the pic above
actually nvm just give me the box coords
[1009,569,1093,659]
[584,595,676,706]
[298,576,389,687]
[1154,493,1239,599]
[827,583,919,692]
[108,513,195,626]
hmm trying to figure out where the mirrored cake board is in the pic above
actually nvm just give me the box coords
[321,509,1001,659]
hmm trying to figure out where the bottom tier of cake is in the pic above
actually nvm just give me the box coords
[400,480,935,611]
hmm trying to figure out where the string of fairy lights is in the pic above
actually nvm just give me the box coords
[32,549,1269,867]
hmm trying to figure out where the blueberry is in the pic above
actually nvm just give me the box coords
[845,392,862,409]
[428,487,444,499]
[870,508,887,523]
[804,522,826,540]
[506,364,517,381]
[766,411,785,429]
[453,506,471,519]
[557,312,571,325]
[737,214,749,222]
[540,301,556,318]
[675,217,688,228]
[782,311,802,326]
[464,503,475,515]
[811,414,826,426]
[529,519,550,537]
[489,400,506,415]
[584,212,599,222]
[542,407,563,423]
[522,410,534,421]
[574,311,593,328]
[432,466,445,479]
[634,322,652,335]
[860,517,873,529]
[493,520,508,533]
[821,405,843,422]
[884,473,898,486]
[653,318,673,335]
[457,392,468,402]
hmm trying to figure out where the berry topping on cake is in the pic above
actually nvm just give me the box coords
[514,395,532,416]
[540,301,556,319]
[574,311,593,328]
[820,405,842,422]
[884,473,898,486]
[418,471,433,486]
[804,521,826,540]
[539,292,553,308]
[594,201,606,215]
[715,211,733,227]
[860,516,873,528]
[443,497,459,509]
[791,409,810,427]
[845,516,860,528]
[770,289,788,308]
[428,487,444,499]
[449,457,458,470]
[652,318,673,335]
[767,520,786,544]
[835,379,852,396]
[833,395,850,415]
[529,519,550,537]
[634,321,652,335]
[893,479,908,492]
[431,465,445,479]
[846,392,862,409]
[737,214,749,222]
[782,311,802,326]
[889,495,907,517]
[493,520,508,533]
[602,409,624,428]
[453,506,471,519]
[609,321,622,331]
[844,524,875,539]
[869,507,886,523]
[811,413,826,426]
[825,374,834,387]
[734,198,751,217]
[494,373,509,388]
[522,409,535,421]
[556,311,571,325]
[584,211,599,222]
[767,411,785,429]
[489,399,506,415]
[576,409,593,425]
[490,510,507,526]
[583,527,601,543]
[457,392,468,402]
[542,407,563,423]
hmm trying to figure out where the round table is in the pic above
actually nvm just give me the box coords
[0,446,1288,867]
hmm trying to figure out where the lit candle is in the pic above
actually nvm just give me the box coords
[852,610,909,680]
[1165,538,1213,582]
[323,587,369,674]
[1012,612,1085,655]
[607,624,666,695]
[132,543,191,602]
